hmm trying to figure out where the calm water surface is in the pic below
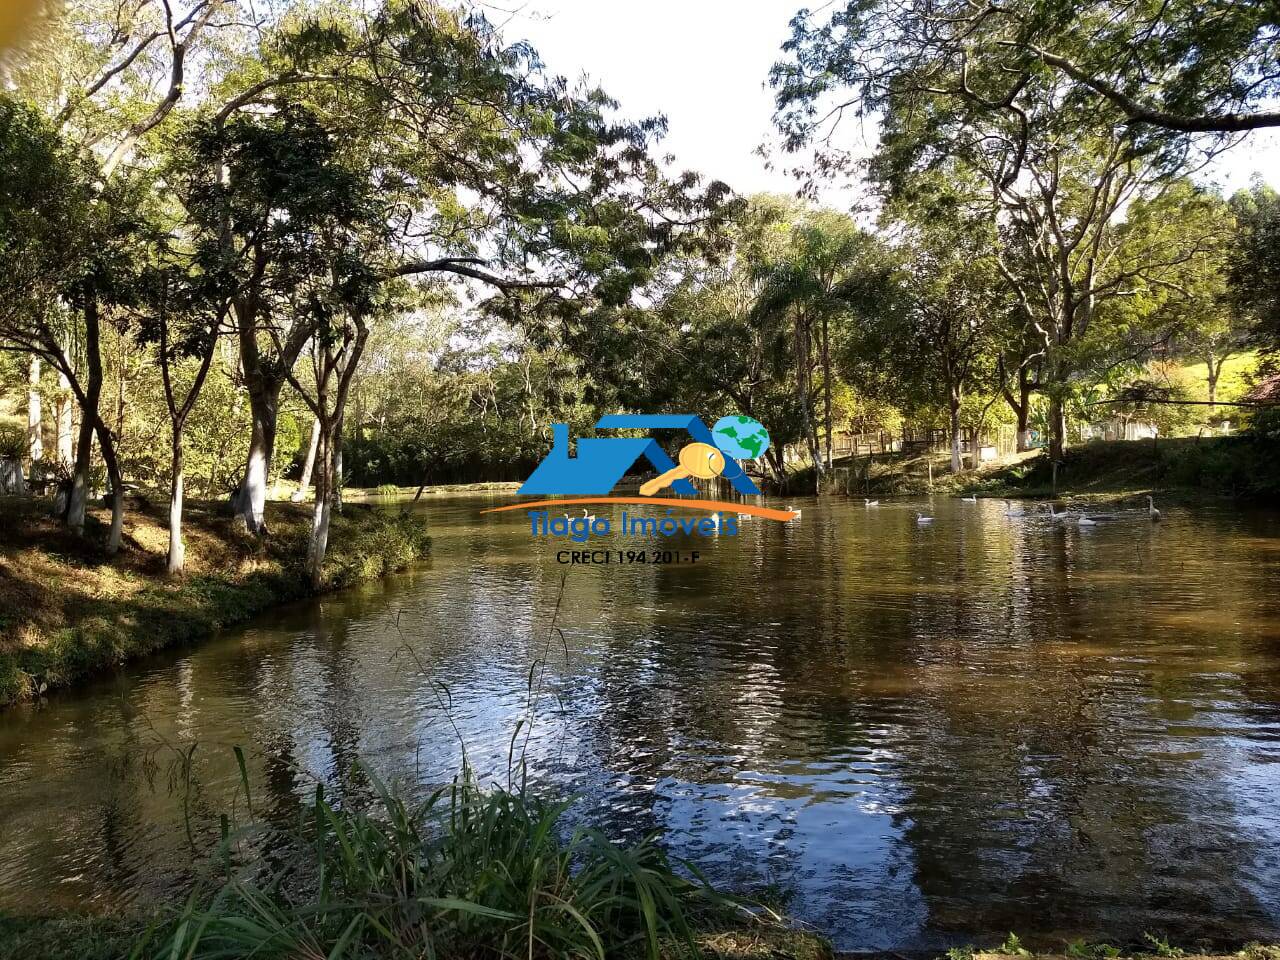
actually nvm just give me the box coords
[3,495,1280,950]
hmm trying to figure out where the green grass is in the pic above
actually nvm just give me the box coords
[1178,351,1260,405]
[156,764,743,960]
[975,434,1280,501]
[1,757,825,960]
[0,498,431,707]
[0,764,832,959]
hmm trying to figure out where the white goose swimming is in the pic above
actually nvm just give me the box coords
[865,498,880,507]
[961,494,978,503]
[1003,499,1024,517]
[1077,514,1098,527]
[565,507,596,523]
[916,512,934,525]
[1047,503,1073,522]
[786,505,802,519]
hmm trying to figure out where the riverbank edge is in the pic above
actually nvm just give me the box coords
[824,435,1280,502]
[0,496,431,709]
[0,911,837,960]
[2,913,1278,960]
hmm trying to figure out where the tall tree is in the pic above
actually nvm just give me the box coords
[200,3,732,533]
[772,5,1232,458]
[752,211,883,481]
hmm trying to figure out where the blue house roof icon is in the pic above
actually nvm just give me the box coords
[518,415,761,496]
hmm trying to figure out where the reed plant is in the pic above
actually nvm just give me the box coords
[148,764,736,960]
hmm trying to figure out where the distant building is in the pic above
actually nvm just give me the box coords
[1081,417,1159,442]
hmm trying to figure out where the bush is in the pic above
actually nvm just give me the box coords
[324,509,432,588]
[156,764,736,960]
[0,422,25,458]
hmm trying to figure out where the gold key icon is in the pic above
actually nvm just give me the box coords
[640,442,726,496]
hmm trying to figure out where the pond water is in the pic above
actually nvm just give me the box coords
[3,494,1280,951]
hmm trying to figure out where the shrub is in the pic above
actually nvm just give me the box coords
[156,765,736,960]
[0,422,25,458]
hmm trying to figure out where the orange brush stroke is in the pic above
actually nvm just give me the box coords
[480,497,797,522]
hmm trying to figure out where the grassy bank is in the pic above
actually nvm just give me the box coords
[833,433,1280,502]
[0,496,430,708]
[0,762,835,960]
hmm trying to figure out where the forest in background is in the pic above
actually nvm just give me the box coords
[1,0,1279,585]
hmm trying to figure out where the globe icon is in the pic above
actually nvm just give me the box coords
[711,414,770,460]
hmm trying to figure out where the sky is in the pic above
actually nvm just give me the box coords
[499,0,1279,205]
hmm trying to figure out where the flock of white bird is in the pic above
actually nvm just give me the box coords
[564,497,1161,530]
[901,496,1162,527]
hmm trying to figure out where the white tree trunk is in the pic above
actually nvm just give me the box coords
[291,418,321,502]
[168,441,185,575]
[949,396,963,474]
[66,416,93,531]
[56,369,74,466]
[231,378,280,534]
[27,357,43,465]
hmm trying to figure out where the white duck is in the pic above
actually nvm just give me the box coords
[916,512,934,525]
[1146,496,1162,522]
[865,498,880,507]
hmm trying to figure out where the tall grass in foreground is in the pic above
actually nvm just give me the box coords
[147,765,741,960]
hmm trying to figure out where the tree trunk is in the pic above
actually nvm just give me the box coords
[291,417,321,502]
[93,416,124,555]
[55,366,74,467]
[231,373,282,534]
[66,402,94,530]
[821,310,833,476]
[968,427,982,470]
[168,431,185,575]
[1206,353,1222,409]
[27,356,43,468]
[1016,404,1033,453]
[1048,395,1067,461]
[948,390,963,474]
[306,431,334,590]
[66,294,104,532]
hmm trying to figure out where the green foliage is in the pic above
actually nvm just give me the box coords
[1066,940,1123,959]
[1143,933,1185,958]
[158,763,733,960]
[0,501,430,707]
[0,913,151,960]
[0,422,25,458]
[1229,180,1280,352]
[997,933,1031,956]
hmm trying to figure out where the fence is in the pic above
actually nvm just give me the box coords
[784,425,1019,467]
